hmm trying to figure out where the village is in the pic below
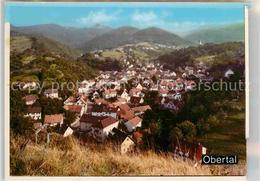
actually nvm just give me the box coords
[19,61,236,160]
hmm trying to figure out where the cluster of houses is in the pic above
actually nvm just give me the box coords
[19,61,227,156]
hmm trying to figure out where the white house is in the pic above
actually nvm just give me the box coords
[125,116,142,132]
[24,106,42,120]
[121,136,136,154]
[225,69,234,78]
[103,89,117,99]
[136,83,143,90]
[174,93,182,101]
[22,95,38,105]
[91,105,117,118]
[44,89,59,99]
[120,89,130,102]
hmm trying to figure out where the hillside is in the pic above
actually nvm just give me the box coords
[132,27,191,46]
[11,30,81,59]
[185,23,244,44]
[82,26,190,51]
[82,26,140,51]
[10,34,95,84]
[10,135,245,176]
[156,42,245,75]
[12,24,112,50]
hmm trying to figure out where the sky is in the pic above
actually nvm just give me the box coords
[5,2,245,35]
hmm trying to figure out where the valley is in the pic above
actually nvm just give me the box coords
[9,23,246,176]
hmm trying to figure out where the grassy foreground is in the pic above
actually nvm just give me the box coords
[10,135,245,176]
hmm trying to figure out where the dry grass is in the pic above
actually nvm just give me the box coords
[10,134,245,176]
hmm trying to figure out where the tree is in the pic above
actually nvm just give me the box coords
[168,127,183,150]
[151,75,158,84]
[64,110,76,126]
[144,91,158,107]
[39,97,64,117]
[177,120,197,142]
[10,90,33,135]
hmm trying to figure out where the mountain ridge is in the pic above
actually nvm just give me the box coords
[185,23,244,44]
[82,26,191,51]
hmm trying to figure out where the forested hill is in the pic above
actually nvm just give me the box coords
[10,33,95,84]
[156,42,245,77]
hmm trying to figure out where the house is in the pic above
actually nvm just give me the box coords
[44,114,64,127]
[91,105,117,118]
[225,69,234,78]
[132,105,151,116]
[129,88,142,97]
[132,131,143,144]
[159,89,168,97]
[63,127,74,137]
[103,89,117,99]
[173,93,182,101]
[120,89,130,102]
[79,115,119,142]
[161,98,183,112]
[24,106,42,120]
[119,110,135,121]
[22,95,38,105]
[64,105,85,117]
[118,104,135,121]
[118,103,131,113]
[79,114,106,131]
[125,116,142,132]
[64,96,87,106]
[94,98,108,105]
[76,95,88,105]
[64,96,77,105]
[33,122,42,130]
[121,136,136,154]
[136,83,143,90]
[185,80,196,91]
[185,66,194,75]
[92,91,100,99]
[44,89,59,99]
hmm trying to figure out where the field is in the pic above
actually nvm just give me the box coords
[198,97,246,161]
[10,134,245,176]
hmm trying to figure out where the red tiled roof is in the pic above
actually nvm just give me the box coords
[128,116,142,126]
[120,110,135,121]
[23,95,38,102]
[27,106,41,113]
[133,131,143,143]
[119,103,130,112]
[64,105,83,113]
[80,115,118,129]
[33,122,42,129]
[79,114,107,124]
[44,114,63,124]
[94,98,108,105]
[65,96,77,103]
[132,105,151,113]
[92,104,117,113]
[129,88,141,95]
[94,116,118,129]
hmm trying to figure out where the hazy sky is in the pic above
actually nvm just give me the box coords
[5,2,245,35]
